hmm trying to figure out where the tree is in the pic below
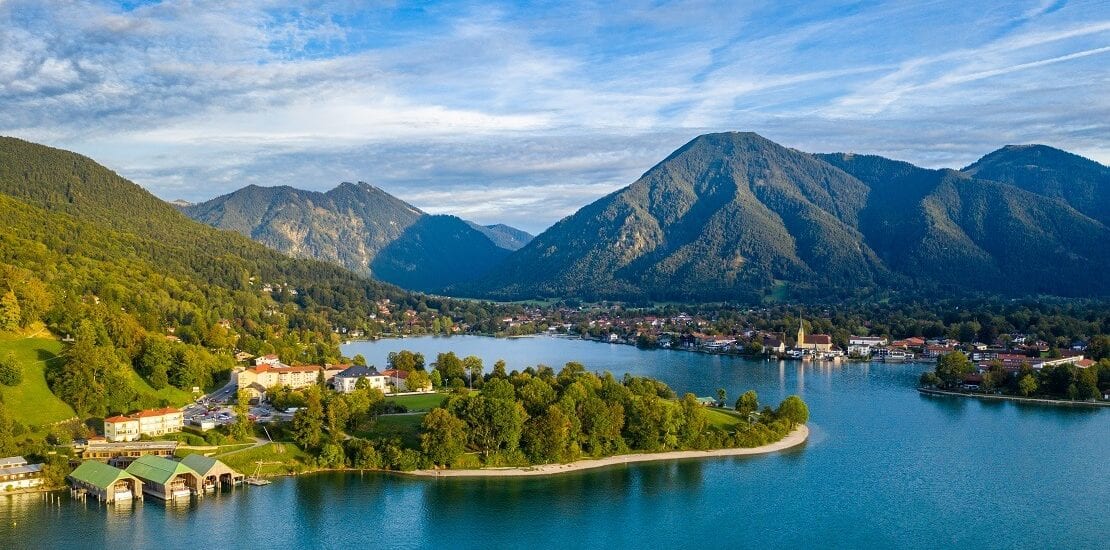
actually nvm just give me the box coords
[406,369,431,392]
[919,371,941,388]
[0,291,20,332]
[420,408,467,467]
[0,352,22,386]
[491,359,508,379]
[678,393,708,447]
[292,388,325,449]
[463,355,483,388]
[716,388,727,405]
[735,390,759,417]
[326,394,350,439]
[434,352,466,383]
[388,350,425,372]
[1018,374,1038,397]
[228,389,253,441]
[776,395,809,426]
[1086,335,1109,361]
[579,397,624,456]
[523,405,571,463]
[352,354,367,366]
[429,369,443,389]
[1076,366,1098,400]
[935,352,973,387]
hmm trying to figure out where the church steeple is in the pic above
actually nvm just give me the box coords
[797,319,806,347]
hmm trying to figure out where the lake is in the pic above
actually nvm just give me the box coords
[2,335,1107,548]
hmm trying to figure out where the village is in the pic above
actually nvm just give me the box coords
[1,350,436,504]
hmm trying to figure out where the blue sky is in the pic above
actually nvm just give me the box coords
[1,0,1107,233]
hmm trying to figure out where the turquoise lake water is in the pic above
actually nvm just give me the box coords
[2,335,1107,549]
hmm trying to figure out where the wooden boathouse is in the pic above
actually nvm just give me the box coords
[180,454,244,493]
[125,455,201,500]
[68,461,144,503]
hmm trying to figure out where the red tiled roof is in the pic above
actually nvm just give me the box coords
[804,335,832,345]
[133,407,180,418]
[104,415,133,423]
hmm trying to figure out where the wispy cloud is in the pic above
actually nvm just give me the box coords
[0,0,1106,233]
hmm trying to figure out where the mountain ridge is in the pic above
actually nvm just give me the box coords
[184,182,531,293]
[466,132,1109,301]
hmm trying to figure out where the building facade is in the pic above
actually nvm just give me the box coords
[332,365,389,393]
[0,456,44,491]
[103,408,183,442]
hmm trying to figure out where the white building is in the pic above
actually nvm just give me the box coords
[104,408,184,442]
[332,365,389,393]
[848,336,887,357]
[0,456,44,490]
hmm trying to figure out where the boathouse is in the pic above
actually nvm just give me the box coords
[68,461,143,503]
[125,455,201,500]
[180,454,244,492]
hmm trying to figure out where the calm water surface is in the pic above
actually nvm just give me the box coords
[2,335,1107,549]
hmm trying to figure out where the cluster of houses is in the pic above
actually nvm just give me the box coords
[234,355,429,402]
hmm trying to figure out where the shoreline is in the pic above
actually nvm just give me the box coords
[918,388,1110,407]
[403,424,809,478]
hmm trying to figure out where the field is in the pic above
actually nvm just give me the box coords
[385,392,447,412]
[352,413,425,448]
[212,442,315,476]
[705,407,746,429]
[0,337,77,425]
[126,369,196,407]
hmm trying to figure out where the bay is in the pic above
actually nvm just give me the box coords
[2,335,1106,549]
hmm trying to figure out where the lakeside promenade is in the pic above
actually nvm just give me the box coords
[918,388,1110,407]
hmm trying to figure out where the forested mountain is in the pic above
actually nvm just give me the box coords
[0,137,504,417]
[469,132,1110,301]
[468,222,534,251]
[183,183,527,292]
[961,144,1109,226]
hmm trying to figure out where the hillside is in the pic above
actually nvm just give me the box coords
[470,132,1110,301]
[0,136,504,420]
[184,182,526,292]
[961,144,1109,226]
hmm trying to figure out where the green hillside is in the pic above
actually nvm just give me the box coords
[0,337,75,425]
[0,136,505,420]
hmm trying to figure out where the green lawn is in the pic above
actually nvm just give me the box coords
[385,392,447,412]
[126,369,195,407]
[214,442,314,476]
[352,413,425,448]
[705,407,746,429]
[0,337,76,425]
[174,442,254,458]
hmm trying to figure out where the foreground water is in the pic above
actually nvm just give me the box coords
[3,336,1107,549]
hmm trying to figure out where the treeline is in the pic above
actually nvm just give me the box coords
[555,298,1110,351]
[921,352,1109,401]
[281,361,808,472]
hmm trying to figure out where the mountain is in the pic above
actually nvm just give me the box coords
[470,132,1110,301]
[183,183,525,292]
[467,222,533,251]
[961,144,1109,226]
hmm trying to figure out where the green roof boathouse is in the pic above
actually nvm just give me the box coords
[68,461,143,503]
[125,455,202,500]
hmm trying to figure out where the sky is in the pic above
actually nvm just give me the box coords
[1,0,1108,233]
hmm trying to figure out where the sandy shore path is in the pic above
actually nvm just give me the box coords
[407,424,809,478]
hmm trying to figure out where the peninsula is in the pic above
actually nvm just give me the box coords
[407,424,809,478]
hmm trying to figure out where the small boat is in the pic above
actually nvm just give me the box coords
[245,462,272,486]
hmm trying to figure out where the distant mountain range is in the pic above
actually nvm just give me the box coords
[181,183,532,293]
[466,132,1109,301]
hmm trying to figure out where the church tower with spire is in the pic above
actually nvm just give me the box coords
[797,319,806,347]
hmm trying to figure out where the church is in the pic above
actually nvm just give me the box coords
[796,320,834,352]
